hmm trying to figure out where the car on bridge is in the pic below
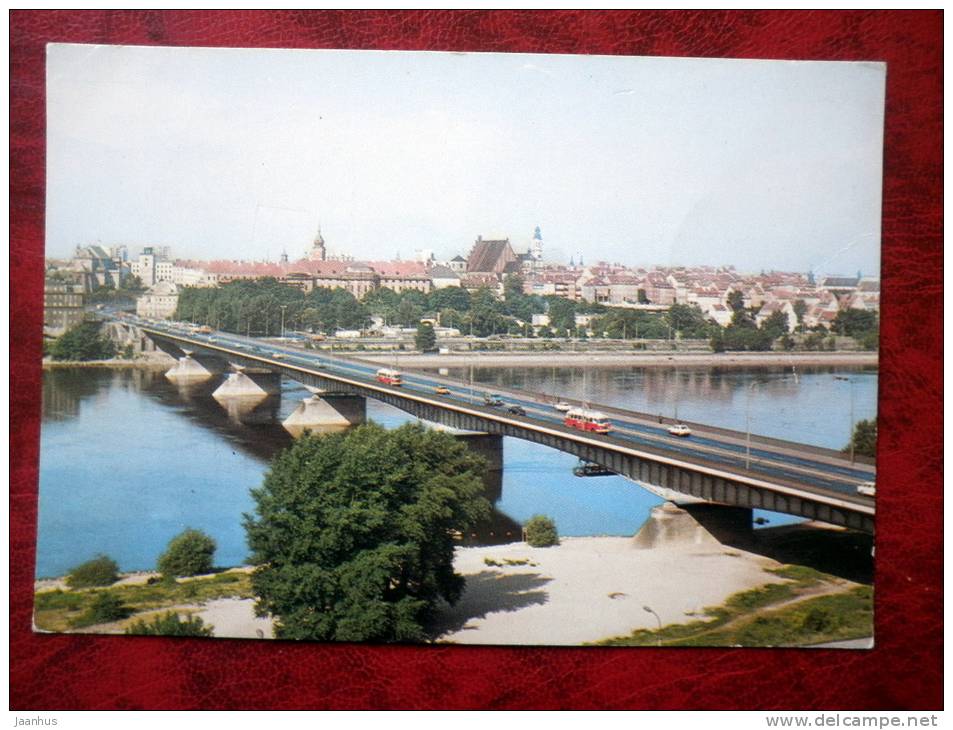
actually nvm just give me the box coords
[856,481,876,497]
[554,401,572,412]
[507,405,526,416]
[434,385,450,395]
[668,423,692,437]
[483,393,504,407]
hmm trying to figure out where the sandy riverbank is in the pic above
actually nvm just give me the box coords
[38,538,781,643]
[196,598,274,639]
[359,351,878,369]
[433,536,783,645]
[35,513,869,644]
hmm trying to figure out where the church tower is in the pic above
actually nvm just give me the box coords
[531,225,543,262]
[309,226,327,261]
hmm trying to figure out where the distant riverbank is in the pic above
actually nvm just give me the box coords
[42,352,175,370]
[42,344,877,371]
[359,350,879,369]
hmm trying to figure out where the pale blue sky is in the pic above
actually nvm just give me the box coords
[47,44,885,276]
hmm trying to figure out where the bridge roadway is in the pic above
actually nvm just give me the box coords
[125,318,876,533]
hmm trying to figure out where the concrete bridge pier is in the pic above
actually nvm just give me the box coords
[165,349,218,382]
[283,390,367,437]
[681,503,753,546]
[632,502,753,550]
[213,365,282,400]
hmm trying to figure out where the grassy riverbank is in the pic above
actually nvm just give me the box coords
[33,569,254,633]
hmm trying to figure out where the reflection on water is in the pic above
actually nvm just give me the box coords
[438,365,878,450]
[36,364,878,577]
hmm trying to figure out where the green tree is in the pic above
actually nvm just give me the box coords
[845,419,877,458]
[396,297,424,327]
[546,296,577,335]
[503,273,525,304]
[363,287,401,324]
[415,321,437,352]
[760,310,790,340]
[158,529,217,578]
[592,309,669,340]
[667,304,714,339]
[66,555,119,589]
[721,324,773,351]
[244,422,490,642]
[832,309,878,338]
[120,275,144,292]
[726,290,745,314]
[126,612,214,637]
[524,515,559,547]
[76,592,132,626]
[438,307,463,329]
[428,286,471,313]
[468,288,506,337]
[858,329,879,351]
[50,322,117,361]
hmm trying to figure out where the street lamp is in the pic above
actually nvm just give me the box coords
[280,305,288,339]
[745,379,764,470]
[835,375,856,464]
[643,605,662,647]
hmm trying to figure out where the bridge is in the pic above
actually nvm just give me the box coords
[108,316,876,534]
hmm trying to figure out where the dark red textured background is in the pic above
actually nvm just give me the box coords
[10,10,942,710]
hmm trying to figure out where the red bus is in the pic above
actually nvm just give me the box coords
[376,368,403,386]
[564,408,612,434]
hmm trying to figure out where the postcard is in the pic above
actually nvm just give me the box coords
[37,44,882,647]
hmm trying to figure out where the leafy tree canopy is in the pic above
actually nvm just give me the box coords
[50,322,117,361]
[524,515,559,547]
[832,309,879,339]
[760,310,790,340]
[428,286,470,313]
[545,296,577,335]
[415,321,437,352]
[727,290,746,313]
[244,422,490,642]
[667,304,715,339]
[158,528,217,578]
[175,280,368,336]
[846,419,877,458]
[126,612,214,637]
[67,554,119,589]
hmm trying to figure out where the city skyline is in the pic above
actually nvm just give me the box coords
[47,45,885,277]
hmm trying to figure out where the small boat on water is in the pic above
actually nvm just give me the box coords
[572,460,615,477]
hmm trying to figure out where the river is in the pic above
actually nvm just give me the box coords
[35,363,877,577]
